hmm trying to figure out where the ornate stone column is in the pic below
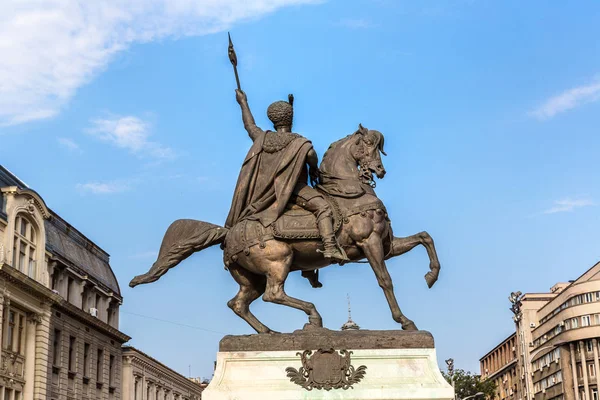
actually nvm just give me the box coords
[78,280,87,310]
[593,339,600,385]
[572,343,581,400]
[33,308,51,400]
[23,312,41,399]
[581,341,590,400]
[0,294,5,368]
[2,297,10,349]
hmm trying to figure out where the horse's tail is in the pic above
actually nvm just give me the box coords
[129,219,228,287]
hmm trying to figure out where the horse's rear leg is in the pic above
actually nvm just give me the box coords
[227,264,272,334]
[360,233,417,331]
[262,263,323,329]
[386,232,441,288]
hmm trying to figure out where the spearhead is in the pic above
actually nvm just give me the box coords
[228,32,238,67]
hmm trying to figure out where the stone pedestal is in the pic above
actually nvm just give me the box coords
[202,329,454,400]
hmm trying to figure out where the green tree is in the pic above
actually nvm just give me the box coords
[442,368,497,400]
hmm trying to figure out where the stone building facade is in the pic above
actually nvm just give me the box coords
[121,346,205,400]
[0,165,130,399]
[480,333,519,400]
[481,261,600,400]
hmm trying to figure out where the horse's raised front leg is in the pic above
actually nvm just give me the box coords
[386,232,441,288]
[360,233,417,331]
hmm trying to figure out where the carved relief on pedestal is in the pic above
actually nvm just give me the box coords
[285,348,367,391]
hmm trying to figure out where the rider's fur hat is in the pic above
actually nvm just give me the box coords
[267,94,294,129]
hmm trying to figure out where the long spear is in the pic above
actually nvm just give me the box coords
[228,32,241,90]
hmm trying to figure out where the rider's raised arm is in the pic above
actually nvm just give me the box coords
[235,89,262,141]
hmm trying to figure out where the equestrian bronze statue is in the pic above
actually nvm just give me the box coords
[129,35,441,334]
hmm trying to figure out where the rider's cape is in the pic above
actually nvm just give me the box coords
[225,130,312,228]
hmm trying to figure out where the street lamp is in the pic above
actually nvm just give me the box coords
[445,358,455,390]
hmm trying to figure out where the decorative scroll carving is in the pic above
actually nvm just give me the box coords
[285,348,367,391]
[26,312,42,325]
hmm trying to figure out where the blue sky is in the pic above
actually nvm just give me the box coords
[1,0,599,380]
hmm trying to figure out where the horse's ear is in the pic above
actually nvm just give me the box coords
[357,123,367,135]
[379,134,387,156]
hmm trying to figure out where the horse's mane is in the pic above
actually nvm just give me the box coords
[322,129,385,163]
[322,134,354,163]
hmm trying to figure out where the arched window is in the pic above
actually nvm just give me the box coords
[12,214,37,278]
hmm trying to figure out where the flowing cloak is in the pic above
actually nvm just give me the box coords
[225,130,313,228]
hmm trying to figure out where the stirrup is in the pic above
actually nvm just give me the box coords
[318,246,350,263]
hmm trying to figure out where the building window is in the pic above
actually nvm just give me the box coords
[52,329,61,366]
[587,340,594,352]
[51,269,60,291]
[593,389,598,400]
[97,349,104,383]
[68,336,76,372]
[66,277,74,303]
[573,318,579,328]
[81,286,88,311]
[95,294,101,315]
[4,308,26,354]
[83,343,90,377]
[582,315,591,327]
[109,354,115,387]
[12,214,37,278]
[590,363,596,377]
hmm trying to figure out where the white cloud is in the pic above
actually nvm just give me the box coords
[543,198,595,214]
[57,137,81,152]
[76,181,130,194]
[0,0,320,126]
[88,115,175,159]
[530,79,600,120]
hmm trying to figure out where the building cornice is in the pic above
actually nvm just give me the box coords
[55,299,130,343]
[1,186,51,219]
[0,262,62,303]
[0,262,129,343]
[50,255,122,302]
[123,346,205,393]
[479,332,516,362]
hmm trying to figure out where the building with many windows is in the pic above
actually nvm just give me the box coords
[121,346,205,400]
[0,165,130,399]
[480,333,520,400]
[481,261,600,400]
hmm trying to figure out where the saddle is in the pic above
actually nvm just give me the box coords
[272,196,343,239]
[224,195,343,260]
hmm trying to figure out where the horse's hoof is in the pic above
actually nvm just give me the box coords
[303,319,323,330]
[402,321,418,331]
[424,272,437,288]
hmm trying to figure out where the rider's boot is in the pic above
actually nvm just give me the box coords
[317,217,349,263]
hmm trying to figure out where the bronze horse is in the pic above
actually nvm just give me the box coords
[129,125,441,333]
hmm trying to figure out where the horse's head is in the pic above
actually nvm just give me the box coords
[351,124,387,182]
